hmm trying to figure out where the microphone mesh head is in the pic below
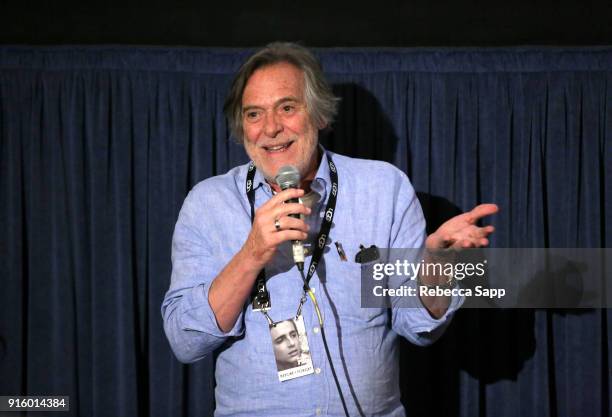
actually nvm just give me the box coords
[275,165,300,190]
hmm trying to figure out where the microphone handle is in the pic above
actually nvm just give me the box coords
[286,197,301,219]
[284,196,305,265]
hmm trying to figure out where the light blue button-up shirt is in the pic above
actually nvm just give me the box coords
[162,150,462,417]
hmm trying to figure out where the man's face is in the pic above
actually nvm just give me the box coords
[241,62,320,184]
[270,320,301,368]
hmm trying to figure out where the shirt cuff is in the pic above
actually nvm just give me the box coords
[410,290,465,334]
[182,282,245,338]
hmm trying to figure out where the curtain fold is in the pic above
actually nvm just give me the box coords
[0,47,610,417]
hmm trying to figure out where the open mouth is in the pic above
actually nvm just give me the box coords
[263,141,294,153]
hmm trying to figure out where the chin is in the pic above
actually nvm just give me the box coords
[254,162,282,183]
[257,159,305,182]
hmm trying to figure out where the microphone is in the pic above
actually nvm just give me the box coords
[275,165,305,269]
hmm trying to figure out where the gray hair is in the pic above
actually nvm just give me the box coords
[223,42,340,142]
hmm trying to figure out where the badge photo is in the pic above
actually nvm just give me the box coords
[269,316,314,382]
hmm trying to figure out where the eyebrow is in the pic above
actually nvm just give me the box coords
[242,96,301,113]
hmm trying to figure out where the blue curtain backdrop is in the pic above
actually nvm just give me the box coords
[0,46,610,417]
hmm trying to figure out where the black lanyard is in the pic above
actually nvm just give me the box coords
[245,152,338,319]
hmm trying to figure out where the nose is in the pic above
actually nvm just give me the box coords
[263,111,282,137]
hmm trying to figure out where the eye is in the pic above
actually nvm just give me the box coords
[281,104,295,114]
[245,110,261,121]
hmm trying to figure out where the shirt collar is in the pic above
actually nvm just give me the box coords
[309,145,330,204]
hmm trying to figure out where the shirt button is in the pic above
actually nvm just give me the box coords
[315,367,321,374]
[313,326,320,334]
[315,408,321,415]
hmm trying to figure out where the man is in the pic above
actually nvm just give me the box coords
[162,42,497,417]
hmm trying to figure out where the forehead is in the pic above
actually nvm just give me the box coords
[271,321,296,336]
[242,62,305,106]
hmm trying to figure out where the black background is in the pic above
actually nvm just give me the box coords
[1,0,611,46]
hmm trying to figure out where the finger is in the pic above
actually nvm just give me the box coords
[269,188,306,205]
[446,225,482,241]
[464,204,499,224]
[463,225,495,240]
[447,239,463,249]
[462,237,490,248]
[479,225,495,236]
[271,230,309,245]
[464,224,495,238]
[460,240,475,248]
[273,202,312,219]
[453,234,491,248]
[426,232,453,249]
[274,216,310,233]
[257,188,306,211]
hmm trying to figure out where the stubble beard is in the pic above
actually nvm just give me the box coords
[247,137,320,186]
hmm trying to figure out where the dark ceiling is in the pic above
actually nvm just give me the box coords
[2,0,611,46]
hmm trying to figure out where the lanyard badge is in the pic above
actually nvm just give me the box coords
[245,152,338,382]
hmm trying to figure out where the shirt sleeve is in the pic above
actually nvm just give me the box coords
[161,186,245,363]
[388,170,464,347]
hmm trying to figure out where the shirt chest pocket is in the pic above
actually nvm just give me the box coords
[321,262,387,326]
